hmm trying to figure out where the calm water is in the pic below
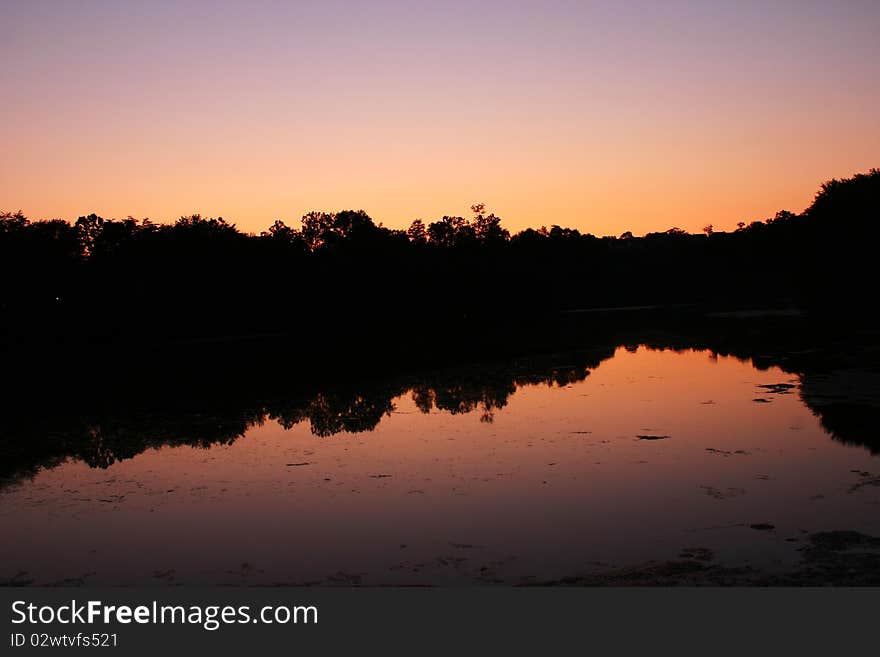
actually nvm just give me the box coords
[2,345,879,585]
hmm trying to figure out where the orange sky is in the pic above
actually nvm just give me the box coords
[2,1,878,236]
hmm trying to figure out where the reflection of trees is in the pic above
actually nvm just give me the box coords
[70,410,264,468]
[798,370,880,455]
[428,379,512,423]
[270,391,395,437]
[806,404,880,455]
[2,326,879,489]
[414,380,515,423]
[410,358,598,423]
[0,409,265,481]
[636,327,880,456]
[0,351,609,488]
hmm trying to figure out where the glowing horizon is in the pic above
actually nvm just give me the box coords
[2,0,878,236]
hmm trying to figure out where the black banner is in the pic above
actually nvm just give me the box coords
[2,588,876,655]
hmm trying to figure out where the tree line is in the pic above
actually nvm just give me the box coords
[1,169,877,345]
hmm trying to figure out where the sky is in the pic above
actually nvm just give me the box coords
[2,0,878,236]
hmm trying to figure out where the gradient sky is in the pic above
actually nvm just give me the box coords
[2,0,878,236]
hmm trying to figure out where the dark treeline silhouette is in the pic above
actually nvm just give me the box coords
[2,170,878,353]
[2,317,878,489]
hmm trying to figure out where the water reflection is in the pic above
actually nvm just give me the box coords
[2,333,880,585]
[2,334,879,490]
[0,349,611,487]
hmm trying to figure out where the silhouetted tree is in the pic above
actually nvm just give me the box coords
[75,213,104,256]
[407,219,427,244]
[471,203,509,243]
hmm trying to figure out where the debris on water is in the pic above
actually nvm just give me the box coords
[849,475,880,494]
[750,523,776,531]
[286,462,310,467]
[637,434,670,441]
[806,530,880,551]
[324,570,364,585]
[752,398,772,403]
[705,448,750,457]
[702,486,747,500]
[757,383,797,394]
[679,547,714,562]
[370,474,392,478]
[1,571,34,586]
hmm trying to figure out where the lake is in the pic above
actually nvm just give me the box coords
[2,341,879,585]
